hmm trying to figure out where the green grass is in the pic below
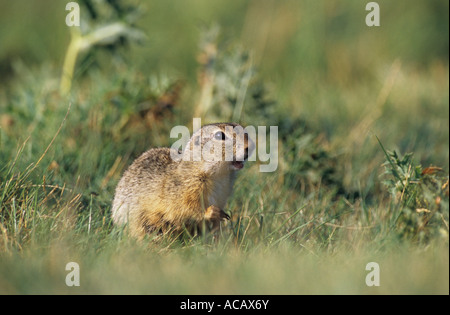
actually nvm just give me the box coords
[0,0,448,294]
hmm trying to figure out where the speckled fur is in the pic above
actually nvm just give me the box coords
[111,123,254,238]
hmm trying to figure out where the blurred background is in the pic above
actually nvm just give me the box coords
[0,0,448,294]
[0,0,448,77]
[0,0,448,191]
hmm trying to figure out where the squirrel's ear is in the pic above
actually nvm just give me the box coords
[194,136,200,146]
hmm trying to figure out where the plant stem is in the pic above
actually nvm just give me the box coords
[60,28,82,96]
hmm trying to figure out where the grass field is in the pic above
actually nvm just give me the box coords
[0,0,448,295]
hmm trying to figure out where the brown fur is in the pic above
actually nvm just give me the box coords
[111,123,254,238]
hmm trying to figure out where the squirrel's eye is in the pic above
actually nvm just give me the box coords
[214,131,226,140]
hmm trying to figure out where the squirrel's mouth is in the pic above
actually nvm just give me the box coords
[231,149,249,170]
[231,161,244,170]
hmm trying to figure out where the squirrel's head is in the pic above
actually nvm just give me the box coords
[182,123,255,174]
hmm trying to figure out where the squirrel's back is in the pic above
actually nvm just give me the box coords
[111,147,177,225]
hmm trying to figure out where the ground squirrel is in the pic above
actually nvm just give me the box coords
[111,123,255,238]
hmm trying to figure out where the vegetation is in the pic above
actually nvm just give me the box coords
[0,0,448,294]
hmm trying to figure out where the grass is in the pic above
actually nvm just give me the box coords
[0,0,449,295]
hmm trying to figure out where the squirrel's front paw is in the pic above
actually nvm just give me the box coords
[204,205,230,224]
